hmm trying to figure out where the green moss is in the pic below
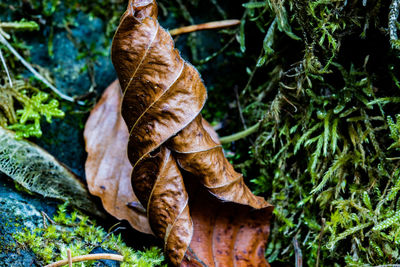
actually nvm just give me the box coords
[233,0,400,265]
[0,80,64,139]
[3,0,400,265]
[13,202,165,266]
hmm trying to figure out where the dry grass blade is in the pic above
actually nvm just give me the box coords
[0,48,12,86]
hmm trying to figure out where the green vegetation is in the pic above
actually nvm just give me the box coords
[13,202,165,266]
[2,0,400,265]
[229,0,400,265]
[0,19,64,139]
[0,81,64,139]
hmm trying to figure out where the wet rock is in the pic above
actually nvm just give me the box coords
[0,174,58,267]
[28,11,116,178]
[30,12,116,98]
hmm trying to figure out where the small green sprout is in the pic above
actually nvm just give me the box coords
[0,81,64,139]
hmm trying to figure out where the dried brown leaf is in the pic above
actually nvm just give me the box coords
[106,0,274,265]
[182,185,273,267]
[84,80,152,234]
[0,127,103,218]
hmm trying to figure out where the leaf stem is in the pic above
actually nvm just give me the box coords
[0,48,12,87]
[220,122,260,144]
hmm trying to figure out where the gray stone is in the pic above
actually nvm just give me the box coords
[0,175,58,266]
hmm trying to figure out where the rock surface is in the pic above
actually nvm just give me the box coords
[0,174,58,266]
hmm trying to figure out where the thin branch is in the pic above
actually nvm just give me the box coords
[0,33,84,105]
[241,48,264,95]
[220,122,260,144]
[235,86,247,129]
[175,0,195,24]
[0,48,12,86]
[67,249,72,267]
[0,28,10,39]
[169,19,240,36]
[316,218,326,267]
[41,211,56,225]
[292,238,303,267]
[44,253,124,267]
[209,0,227,19]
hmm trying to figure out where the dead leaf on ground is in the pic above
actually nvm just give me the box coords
[182,180,273,267]
[85,81,274,265]
[0,126,103,217]
[84,80,152,234]
[85,0,275,265]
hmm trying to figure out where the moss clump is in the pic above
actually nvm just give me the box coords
[228,0,400,265]
[0,80,64,139]
[13,203,165,266]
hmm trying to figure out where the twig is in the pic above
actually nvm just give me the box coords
[169,20,240,36]
[41,212,48,228]
[186,247,208,267]
[316,218,326,267]
[0,33,84,105]
[41,211,56,226]
[235,86,247,129]
[0,28,10,39]
[99,224,126,246]
[209,0,227,19]
[0,47,12,86]
[292,238,303,267]
[44,253,124,267]
[281,94,298,112]
[67,249,72,267]
[241,48,264,95]
[220,121,260,144]
[175,0,195,24]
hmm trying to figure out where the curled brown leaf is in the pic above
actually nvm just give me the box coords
[108,0,274,265]
[182,185,273,267]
